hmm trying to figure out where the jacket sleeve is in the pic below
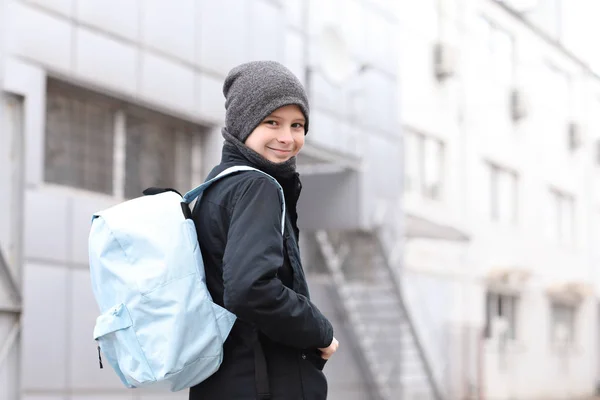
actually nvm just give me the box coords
[222,176,334,349]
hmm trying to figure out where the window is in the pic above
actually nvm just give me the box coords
[549,66,570,108]
[1,94,24,270]
[492,29,514,88]
[541,63,571,113]
[548,188,575,246]
[474,18,514,84]
[595,97,600,143]
[488,163,518,224]
[485,292,518,340]
[404,131,421,193]
[45,82,115,194]
[473,16,515,116]
[124,116,195,199]
[594,208,600,257]
[550,302,576,345]
[44,80,204,197]
[404,130,444,200]
[539,64,572,154]
[423,137,444,199]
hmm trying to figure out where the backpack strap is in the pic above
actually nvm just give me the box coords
[182,166,286,234]
[254,340,271,399]
[142,187,182,197]
[185,166,277,397]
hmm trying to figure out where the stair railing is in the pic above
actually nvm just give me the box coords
[314,230,388,400]
[373,205,447,400]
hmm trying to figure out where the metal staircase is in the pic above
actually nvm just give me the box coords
[314,229,444,400]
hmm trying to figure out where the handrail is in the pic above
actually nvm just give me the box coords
[0,305,21,314]
[377,205,451,390]
[0,246,21,303]
[314,231,386,400]
[0,319,20,371]
[373,231,446,400]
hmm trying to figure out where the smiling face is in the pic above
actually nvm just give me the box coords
[244,104,306,163]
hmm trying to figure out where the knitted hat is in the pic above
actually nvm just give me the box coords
[223,61,310,143]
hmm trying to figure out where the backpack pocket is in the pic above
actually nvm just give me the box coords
[93,303,155,387]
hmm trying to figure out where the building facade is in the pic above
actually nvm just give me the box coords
[400,0,600,398]
[3,0,599,399]
[0,0,404,399]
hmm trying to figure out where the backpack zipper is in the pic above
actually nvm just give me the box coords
[97,345,103,369]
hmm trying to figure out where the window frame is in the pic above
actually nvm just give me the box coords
[404,129,445,201]
[487,162,519,225]
[44,80,206,199]
[548,187,576,246]
[549,301,577,346]
[474,15,516,114]
[485,291,519,341]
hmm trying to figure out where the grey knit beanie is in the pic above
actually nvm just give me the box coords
[223,60,310,143]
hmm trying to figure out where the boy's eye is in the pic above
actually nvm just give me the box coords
[264,120,277,126]
[292,123,305,129]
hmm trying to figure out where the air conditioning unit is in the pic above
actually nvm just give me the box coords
[568,121,583,151]
[595,139,600,165]
[510,88,529,121]
[434,43,458,81]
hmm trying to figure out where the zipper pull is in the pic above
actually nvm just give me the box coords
[97,345,103,369]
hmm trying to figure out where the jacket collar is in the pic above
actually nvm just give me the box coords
[217,144,302,238]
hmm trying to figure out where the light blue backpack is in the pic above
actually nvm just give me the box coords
[88,166,285,391]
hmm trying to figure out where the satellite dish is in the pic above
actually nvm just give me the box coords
[319,25,352,86]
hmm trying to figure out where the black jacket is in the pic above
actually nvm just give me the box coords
[189,146,334,400]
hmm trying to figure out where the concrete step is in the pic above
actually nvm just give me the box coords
[355,319,411,333]
[401,359,429,374]
[402,389,436,400]
[356,322,411,341]
[351,304,404,319]
[363,341,427,365]
[344,281,396,294]
[366,345,401,359]
[367,350,428,374]
[353,307,408,324]
[346,295,401,310]
[347,290,400,304]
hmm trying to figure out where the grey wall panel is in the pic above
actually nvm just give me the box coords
[24,191,69,263]
[21,263,68,390]
[69,269,127,391]
[70,196,118,266]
